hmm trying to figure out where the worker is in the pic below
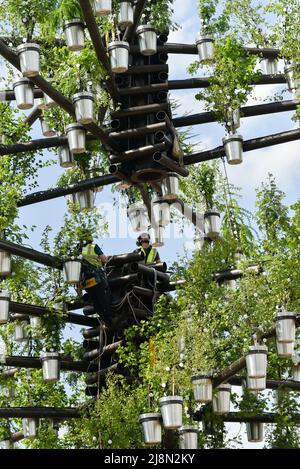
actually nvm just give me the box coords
[135,232,160,264]
[78,236,112,326]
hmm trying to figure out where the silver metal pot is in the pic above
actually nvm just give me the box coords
[127,202,149,232]
[284,63,300,93]
[94,0,112,15]
[0,290,10,325]
[63,19,85,51]
[276,341,294,358]
[30,316,43,339]
[136,25,157,56]
[58,146,74,168]
[0,250,11,276]
[245,345,268,378]
[149,225,164,247]
[139,413,162,445]
[292,364,300,382]
[77,190,94,211]
[246,422,264,442]
[178,426,198,449]
[44,92,57,109]
[276,310,296,343]
[22,418,38,439]
[65,123,86,153]
[159,395,183,429]
[63,259,82,284]
[16,43,40,77]
[192,373,213,402]
[65,193,77,207]
[40,352,60,383]
[223,133,243,165]
[161,173,179,201]
[195,34,214,62]
[118,1,134,28]
[260,58,278,75]
[152,199,170,226]
[204,210,221,240]
[14,321,28,342]
[40,117,56,137]
[212,384,231,415]
[247,376,266,391]
[13,78,34,109]
[72,91,95,124]
[108,41,130,74]
[0,439,13,449]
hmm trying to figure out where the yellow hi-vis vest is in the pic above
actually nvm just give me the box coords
[82,244,102,268]
[139,246,158,264]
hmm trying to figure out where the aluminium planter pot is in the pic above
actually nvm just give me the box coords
[40,118,56,137]
[0,290,10,324]
[276,340,294,358]
[223,133,243,165]
[178,426,198,450]
[159,396,183,430]
[63,259,82,284]
[161,173,179,201]
[0,439,13,449]
[245,345,268,378]
[276,310,296,343]
[108,41,130,74]
[13,78,34,110]
[94,0,112,15]
[246,422,264,443]
[58,146,74,168]
[118,1,134,29]
[65,123,86,154]
[212,384,231,415]
[22,418,38,439]
[139,413,162,445]
[246,376,266,391]
[136,25,157,56]
[14,321,28,342]
[64,19,85,51]
[284,63,300,93]
[41,352,61,383]
[204,210,221,240]
[16,43,40,77]
[152,199,170,226]
[192,373,213,403]
[30,316,43,339]
[292,364,300,382]
[195,34,214,62]
[44,92,57,109]
[72,91,95,124]
[127,202,149,232]
[0,250,11,276]
[149,225,165,247]
[77,190,94,211]
[65,193,77,207]
[260,58,278,75]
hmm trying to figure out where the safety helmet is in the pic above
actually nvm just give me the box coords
[137,232,151,246]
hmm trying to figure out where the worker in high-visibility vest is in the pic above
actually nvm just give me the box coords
[135,232,160,264]
[79,237,112,326]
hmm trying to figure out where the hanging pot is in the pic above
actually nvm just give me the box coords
[260,58,278,75]
[77,190,94,211]
[284,63,300,93]
[161,173,179,201]
[65,193,77,207]
[65,123,86,154]
[149,225,165,247]
[0,250,11,276]
[22,418,38,439]
[245,345,268,378]
[118,1,134,29]
[72,91,95,124]
[136,25,157,56]
[44,92,57,109]
[192,373,213,403]
[212,384,231,415]
[204,210,221,240]
[94,0,112,15]
[152,199,170,226]
[0,439,12,449]
[0,290,10,325]
[139,413,162,445]
[276,341,294,358]
[195,34,214,62]
[63,259,82,284]
[246,422,264,443]
[30,316,43,339]
[223,134,243,165]
[13,78,34,110]
[276,310,296,343]
[63,19,85,51]
[14,321,28,342]
[16,43,40,77]
[292,364,300,382]
[127,202,149,232]
[58,146,74,168]
[40,117,56,137]
[222,279,236,290]
[108,41,130,74]
[247,376,266,391]
[159,396,183,430]
[178,426,198,450]
[40,352,61,383]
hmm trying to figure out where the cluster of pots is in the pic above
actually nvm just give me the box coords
[139,396,198,449]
